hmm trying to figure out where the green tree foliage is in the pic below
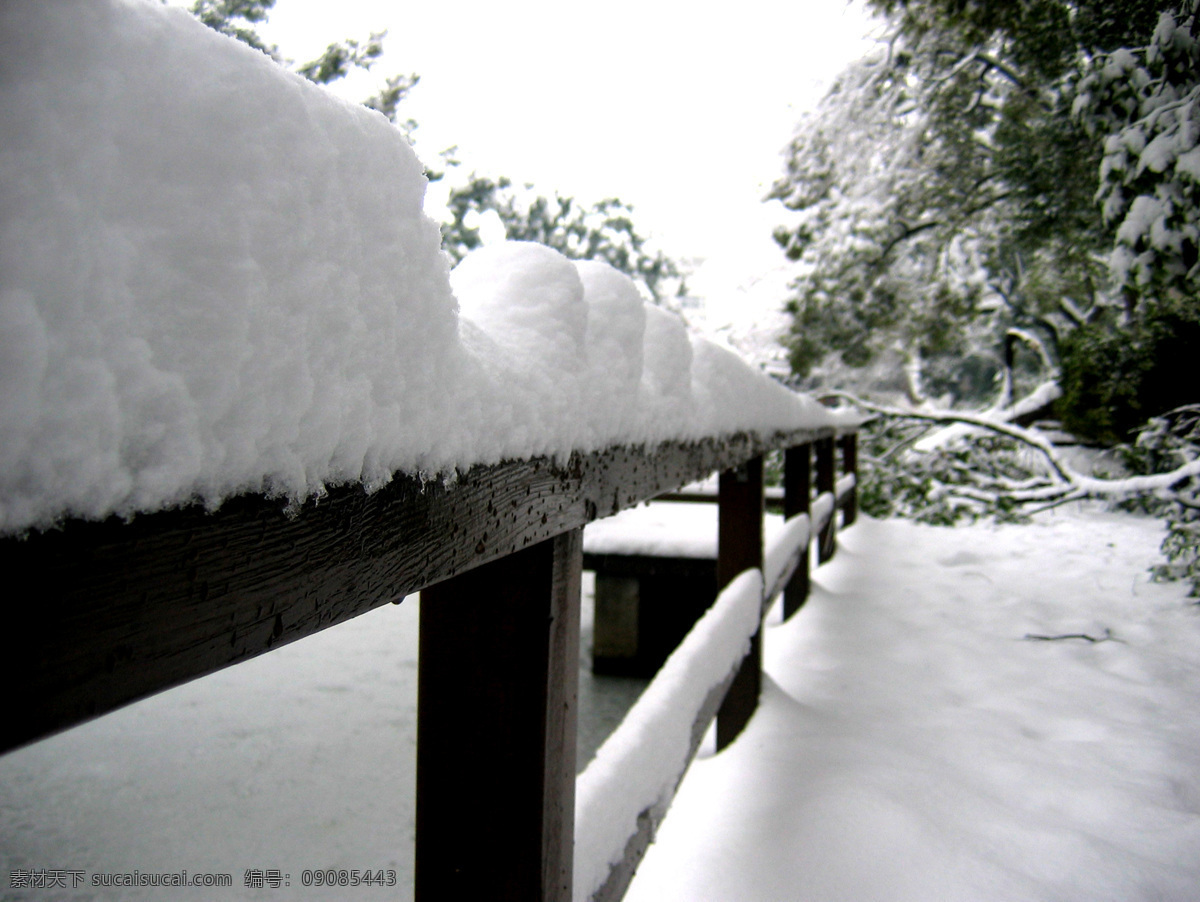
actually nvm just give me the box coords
[1059,292,1200,444]
[439,174,685,304]
[189,0,276,55]
[1112,405,1200,596]
[855,418,1036,526]
[1075,7,1200,305]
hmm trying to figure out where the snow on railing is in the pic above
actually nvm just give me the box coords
[764,513,812,604]
[837,472,857,503]
[574,570,763,901]
[2,7,867,902]
[573,434,860,902]
[2,2,857,537]
[763,470,853,602]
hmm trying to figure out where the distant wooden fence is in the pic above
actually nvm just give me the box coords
[0,426,857,902]
[578,433,858,902]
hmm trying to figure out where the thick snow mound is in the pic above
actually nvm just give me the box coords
[689,336,832,437]
[449,242,590,457]
[0,0,456,529]
[451,242,588,375]
[640,304,696,437]
[577,259,646,442]
[0,1,851,535]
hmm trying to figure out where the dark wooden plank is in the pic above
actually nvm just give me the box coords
[715,456,764,751]
[0,427,838,756]
[415,529,581,902]
[782,442,813,619]
[816,436,837,564]
[840,433,859,525]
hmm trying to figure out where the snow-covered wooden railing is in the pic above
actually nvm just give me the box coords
[575,433,858,902]
[3,7,862,901]
[0,426,857,902]
[584,440,858,677]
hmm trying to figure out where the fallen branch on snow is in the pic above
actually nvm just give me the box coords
[831,392,1200,508]
[1024,629,1124,644]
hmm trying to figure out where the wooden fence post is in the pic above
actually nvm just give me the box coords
[715,456,763,751]
[783,443,812,620]
[816,436,836,564]
[840,433,859,526]
[415,529,582,902]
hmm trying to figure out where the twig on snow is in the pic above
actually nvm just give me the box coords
[1024,629,1124,644]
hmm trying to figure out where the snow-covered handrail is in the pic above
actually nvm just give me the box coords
[812,491,837,535]
[4,429,851,757]
[573,433,860,902]
[764,513,813,603]
[2,426,859,902]
[760,472,854,611]
[837,472,857,503]
[574,570,763,901]
[1,7,866,902]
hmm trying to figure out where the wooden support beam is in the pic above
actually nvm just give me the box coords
[415,529,582,902]
[840,433,859,526]
[782,443,812,620]
[715,456,763,751]
[816,437,837,564]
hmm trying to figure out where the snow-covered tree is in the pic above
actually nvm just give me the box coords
[1074,6,1200,303]
[774,1,1200,423]
[770,42,1013,401]
[769,1,1134,406]
[774,2,1200,591]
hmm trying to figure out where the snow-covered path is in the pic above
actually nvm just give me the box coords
[626,509,1200,902]
[2,508,1197,900]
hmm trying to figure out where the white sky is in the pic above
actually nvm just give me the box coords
[250,1,880,321]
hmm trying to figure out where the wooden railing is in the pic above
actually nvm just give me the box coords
[0,425,857,902]
[575,433,858,902]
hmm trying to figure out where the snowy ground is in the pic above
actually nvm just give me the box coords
[627,507,1200,902]
[3,506,1198,900]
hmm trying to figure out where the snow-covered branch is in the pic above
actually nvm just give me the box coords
[909,380,1061,452]
[1006,328,1053,373]
[835,393,1200,506]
